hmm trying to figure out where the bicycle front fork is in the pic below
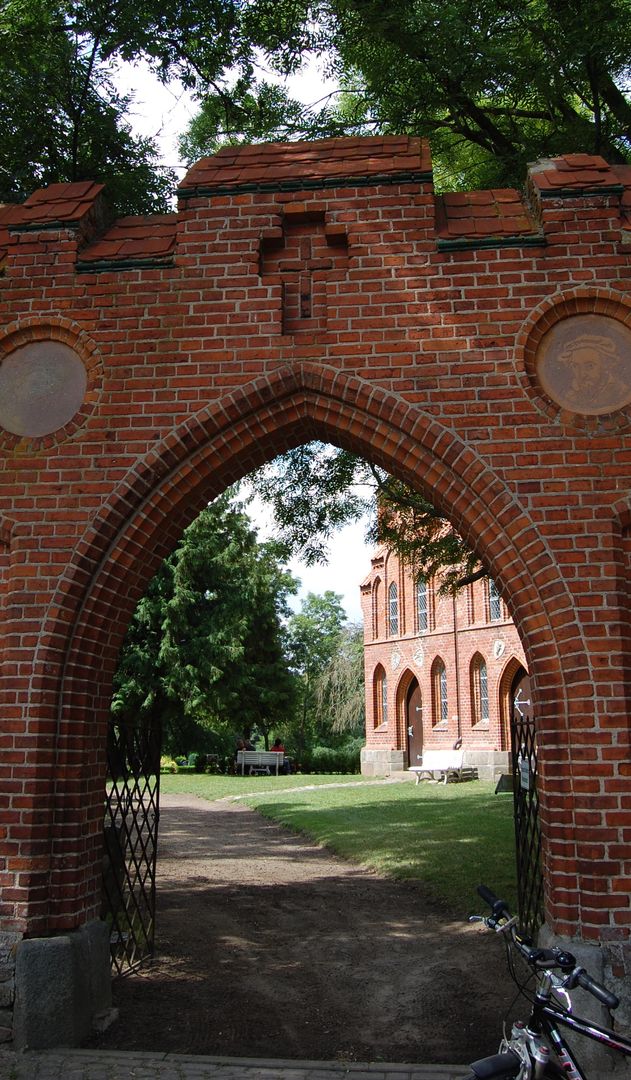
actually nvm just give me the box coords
[500,1019,552,1076]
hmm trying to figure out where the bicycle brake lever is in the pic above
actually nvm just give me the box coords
[468,913,518,934]
[468,914,505,931]
[497,915,519,934]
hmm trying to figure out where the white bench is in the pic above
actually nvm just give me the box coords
[409,748,477,785]
[237,750,284,776]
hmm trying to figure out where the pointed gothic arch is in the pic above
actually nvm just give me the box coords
[11,362,586,929]
[499,656,528,753]
[395,668,423,765]
[470,652,490,728]
[3,137,631,1047]
[371,576,382,640]
[372,663,388,730]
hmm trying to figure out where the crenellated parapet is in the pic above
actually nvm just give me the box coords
[2,139,630,275]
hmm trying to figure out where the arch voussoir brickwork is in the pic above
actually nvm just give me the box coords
[31,365,581,931]
[53,363,574,661]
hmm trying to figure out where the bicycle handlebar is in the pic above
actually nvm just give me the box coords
[575,968,620,1010]
[475,884,620,1011]
[476,883,511,919]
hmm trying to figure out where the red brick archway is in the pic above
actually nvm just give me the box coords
[2,136,631,1043]
[18,364,609,932]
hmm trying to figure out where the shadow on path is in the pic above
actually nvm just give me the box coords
[89,794,513,1064]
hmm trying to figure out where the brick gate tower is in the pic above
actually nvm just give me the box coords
[1,137,631,1049]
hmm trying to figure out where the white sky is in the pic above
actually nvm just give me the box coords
[113,66,195,175]
[289,519,370,624]
[246,492,371,624]
[114,59,371,623]
[114,55,339,175]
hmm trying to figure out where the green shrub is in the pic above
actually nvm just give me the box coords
[160,756,179,773]
[187,751,206,772]
[301,743,361,774]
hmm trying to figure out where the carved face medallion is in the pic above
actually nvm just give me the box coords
[0,341,87,436]
[536,315,631,416]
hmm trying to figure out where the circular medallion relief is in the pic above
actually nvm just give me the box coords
[536,315,631,416]
[0,340,87,437]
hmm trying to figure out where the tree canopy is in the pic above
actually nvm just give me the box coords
[111,492,298,754]
[3,0,629,212]
[285,590,347,752]
[313,621,365,735]
[0,0,179,212]
[111,493,364,760]
[179,0,631,188]
[250,445,484,593]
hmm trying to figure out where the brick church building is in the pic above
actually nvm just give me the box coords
[360,547,526,779]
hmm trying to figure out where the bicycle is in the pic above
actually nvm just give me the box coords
[462,884,631,1079]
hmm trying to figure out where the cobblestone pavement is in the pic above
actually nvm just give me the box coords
[0,1050,468,1080]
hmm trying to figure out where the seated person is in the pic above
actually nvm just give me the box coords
[270,737,291,774]
[234,736,255,769]
[233,738,245,773]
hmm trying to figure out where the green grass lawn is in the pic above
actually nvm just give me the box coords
[159,771,374,800]
[159,773,516,917]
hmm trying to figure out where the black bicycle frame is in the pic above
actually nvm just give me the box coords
[534,999,631,1079]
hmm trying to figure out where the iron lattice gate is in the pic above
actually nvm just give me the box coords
[102,714,161,976]
[511,670,544,939]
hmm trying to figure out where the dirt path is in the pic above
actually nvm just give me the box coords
[90,792,515,1064]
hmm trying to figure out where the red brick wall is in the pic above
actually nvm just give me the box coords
[0,139,630,958]
[361,549,526,761]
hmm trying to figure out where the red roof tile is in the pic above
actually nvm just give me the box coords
[0,183,105,262]
[79,214,177,265]
[529,154,618,192]
[18,181,104,225]
[0,202,26,229]
[0,202,25,264]
[2,144,630,269]
[180,136,431,192]
[436,190,537,243]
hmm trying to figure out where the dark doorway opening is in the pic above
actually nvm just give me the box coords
[405,677,424,767]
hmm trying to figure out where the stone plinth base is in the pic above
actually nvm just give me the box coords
[13,920,112,1050]
[361,747,406,776]
[538,925,630,1076]
[463,749,510,782]
[361,746,509,782]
